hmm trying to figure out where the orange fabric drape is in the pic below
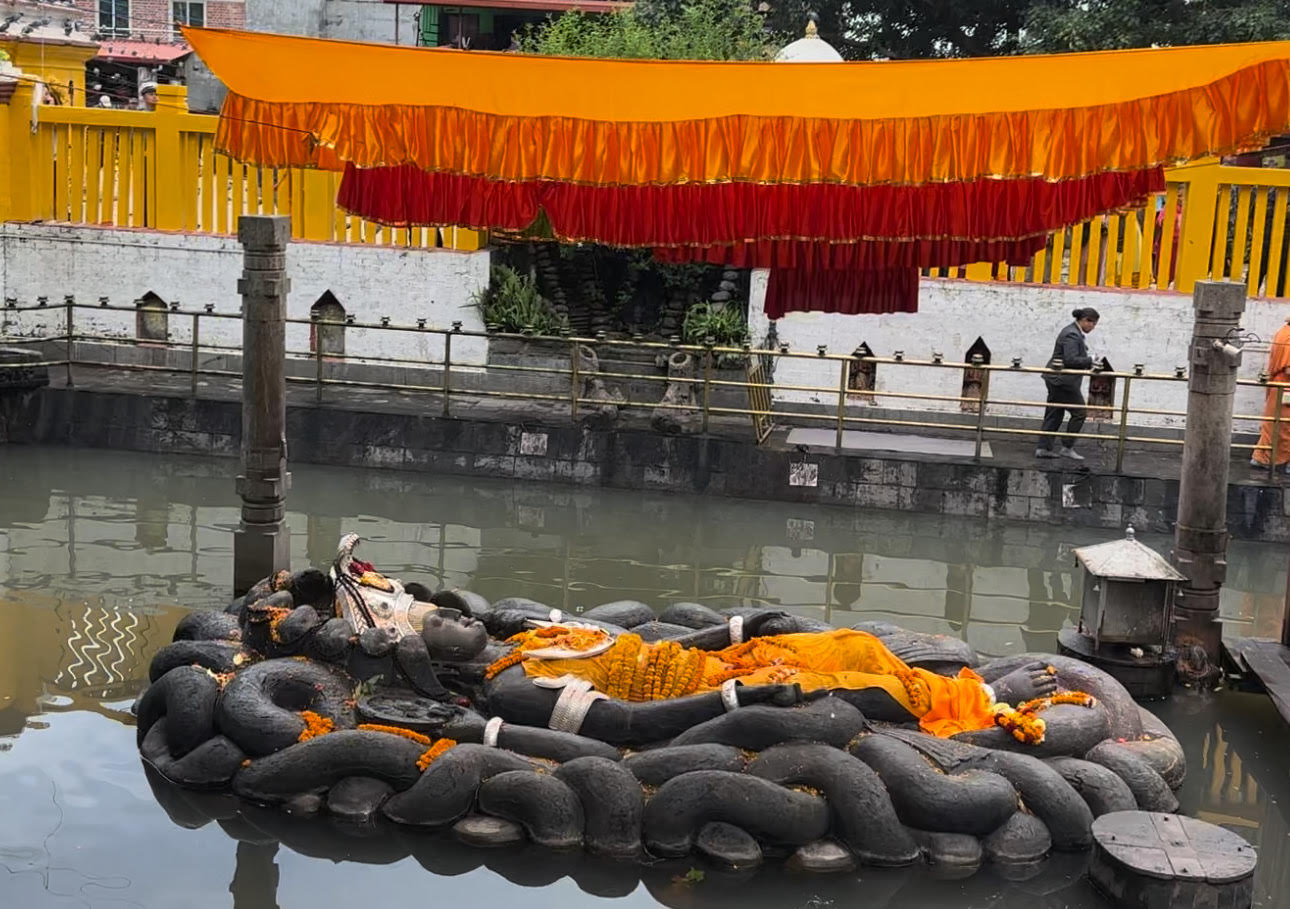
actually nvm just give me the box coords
[1254,322,1290,466]
[187,27,1290,186]
[522,628,998,738]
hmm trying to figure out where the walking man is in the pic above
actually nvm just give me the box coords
[1036,308,1099,461]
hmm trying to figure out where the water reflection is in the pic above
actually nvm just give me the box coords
[145,763,1101,909]
[0,592,178,742]
[1,447,1289,907]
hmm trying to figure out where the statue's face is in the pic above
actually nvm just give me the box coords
[422,612,489,662]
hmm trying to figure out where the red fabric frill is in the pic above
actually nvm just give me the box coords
[337,165,1165,247]
[652,235,1050,271]
[764,268,921,318]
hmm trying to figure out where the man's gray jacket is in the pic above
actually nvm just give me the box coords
[1044,322,1093,389]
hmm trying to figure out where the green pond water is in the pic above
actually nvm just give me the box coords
[0,445,1287,908]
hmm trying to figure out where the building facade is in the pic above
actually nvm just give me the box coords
[73,0,245,39]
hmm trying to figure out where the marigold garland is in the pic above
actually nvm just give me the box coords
[416,738,457,771]
[297,710,334,742]
[1017,691,1098,714]
[271,570,293,592]
[992,705,1047,745]
[892,666,931,714]
[358,723,432,745]
[484,649,526,680]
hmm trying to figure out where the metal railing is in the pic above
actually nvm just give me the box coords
[2,295,1287,477]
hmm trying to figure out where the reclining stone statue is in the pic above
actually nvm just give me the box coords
[136,534,1188,874]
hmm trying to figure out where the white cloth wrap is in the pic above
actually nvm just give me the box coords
[483,715,504,748]
[549,609,563,623]
[721,678,741,713]
[536,674,608,735]
[728,615,744,645]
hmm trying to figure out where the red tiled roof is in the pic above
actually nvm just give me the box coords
[94,40,193,63]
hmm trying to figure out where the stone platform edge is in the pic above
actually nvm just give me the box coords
[2,384,1287,543]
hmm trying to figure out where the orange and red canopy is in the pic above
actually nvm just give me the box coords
[187,27,1290,313]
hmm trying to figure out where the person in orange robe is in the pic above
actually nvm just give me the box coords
[1253,316,1290,472]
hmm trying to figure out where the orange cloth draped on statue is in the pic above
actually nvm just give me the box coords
[518,628,997,739]
[1254,321,1290,466]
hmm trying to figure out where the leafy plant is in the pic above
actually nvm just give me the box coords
[473,265,568,335]
[682,303,749,367]
[682,303,748,347]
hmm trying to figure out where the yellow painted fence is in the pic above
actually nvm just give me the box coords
[936,158,1290,298]
[3,77,1290,289]
[0,81,485,251]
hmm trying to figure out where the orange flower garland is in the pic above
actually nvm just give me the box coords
[1017,691,1098,714]
[271,570,292,592]
[358,724,432,745]
[892,666,931,714]
[483,649,526,680]
[297,710,334,742]
[416,738,457,771]
[993,688,1097,745]
[603,634,645,700]
[992,705,1047,745]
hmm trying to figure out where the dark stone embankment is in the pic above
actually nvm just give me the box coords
[1,367,1286,543]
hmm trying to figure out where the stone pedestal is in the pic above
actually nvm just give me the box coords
[233,216,292,595]
[651,351,702,435]
[1089,811,1255,909]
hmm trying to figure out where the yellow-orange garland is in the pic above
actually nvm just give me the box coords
[297,710,334,742]
[416,738,457,771]
[992,690,1098,745]
[358,724,432,745]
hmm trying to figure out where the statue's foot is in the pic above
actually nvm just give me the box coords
[991,660,1058,705]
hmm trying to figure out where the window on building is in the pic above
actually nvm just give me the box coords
[442,12,480,48]
[99,0,129,38]
[172,1,205,38]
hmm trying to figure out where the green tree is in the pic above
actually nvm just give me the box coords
[1023,0,1290,53]
[519,0,778,61]
[764,0,1031,60]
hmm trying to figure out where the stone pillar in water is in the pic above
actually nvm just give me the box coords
[233,216,292,595]
[1172,281,1247,673]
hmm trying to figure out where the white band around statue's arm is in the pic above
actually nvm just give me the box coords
[728,615,744,645]
[483,715,503,748]
[721,678,741,712]
[548,678,606,735]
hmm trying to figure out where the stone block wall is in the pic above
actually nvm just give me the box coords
[3,384,1286,543]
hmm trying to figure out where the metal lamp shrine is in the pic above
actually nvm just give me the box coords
[1057,525,1185,699]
